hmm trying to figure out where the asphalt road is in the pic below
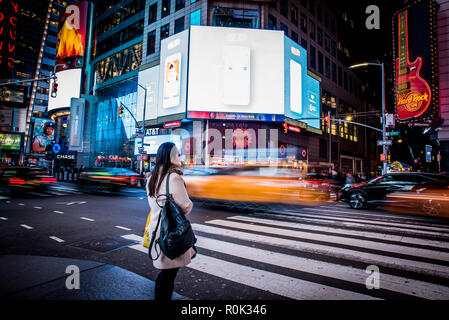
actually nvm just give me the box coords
[1,185,449,300]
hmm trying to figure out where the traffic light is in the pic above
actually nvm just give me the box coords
[119,105,124,117]
[51,82,58,98]
[324,116,330,127]
[283,122,288,134]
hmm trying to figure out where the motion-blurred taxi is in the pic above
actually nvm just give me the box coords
[0,166,57,196]
[76,167,140,193]
[183,166,330,208]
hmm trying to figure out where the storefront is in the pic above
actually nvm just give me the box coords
[0,132,23,165]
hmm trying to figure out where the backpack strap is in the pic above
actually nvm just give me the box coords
[148,173,171,261]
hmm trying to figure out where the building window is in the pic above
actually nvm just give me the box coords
[160,24,170,41]
[309,0,315,16]
[175,0,185,11]
[338,67,342,87]
[325,57,330,79]
[280,23,288,35]
[330,19,336,35]
[147,30,156,55]
[331,40,336,57]
[332,62,337,83]
[291,4,298,25]
[324,34,330,52]
[148,2,157,25]
[309,21,315,40]
[318,51,323,74]
[301,0,307,9]
[301,38,308,50]
[324,10,330,30]
[190,9,201,25]
[316,4,322,22]
[174,17,185,34]
[300,13,307,32]
[291,31,298,43]
[213,7,259,29]
[280,0,288,17]
[349,75,353,94]
[309,45,316,69]
[161,0,170,18]
[268,14,277,30]
[344,71,348,90]
[317,27,323,46]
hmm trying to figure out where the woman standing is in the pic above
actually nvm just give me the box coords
[146,142,195,300]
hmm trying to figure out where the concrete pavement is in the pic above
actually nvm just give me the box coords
[0,255,188,300]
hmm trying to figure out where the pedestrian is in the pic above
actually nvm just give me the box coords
[345,173,355,186]
[145,142,195,301]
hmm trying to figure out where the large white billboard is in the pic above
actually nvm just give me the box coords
[187,26,284,115]
[48,68,82,111]
[137,65,159,121]
[157,29,189,119]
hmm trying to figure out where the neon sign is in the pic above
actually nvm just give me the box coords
[0,1,19,75]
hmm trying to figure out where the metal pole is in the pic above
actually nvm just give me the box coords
[328,110,332,173]
[381,63,387,175]
[141,86,147,175]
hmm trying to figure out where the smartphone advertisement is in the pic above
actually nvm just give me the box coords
[284,36,320,130]
[187,26,284,116]
[158,29,189,120]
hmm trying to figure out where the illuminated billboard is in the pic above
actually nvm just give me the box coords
[32,118,55,153]
[157,29,189,120]
[393,0,438,122]
[187,26,284,116]
[284,36,320,129]
[0,1,19,77]
[48,68,82,111]
[137,66,160,122]
[0,133,22,152]
[55,1,89,71]
[135,134,182,155]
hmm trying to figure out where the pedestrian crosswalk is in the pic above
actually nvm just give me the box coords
[121,205,449,300]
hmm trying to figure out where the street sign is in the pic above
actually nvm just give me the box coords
[377,140,392,146]
[385,114,395,127]
[386,131,399,137]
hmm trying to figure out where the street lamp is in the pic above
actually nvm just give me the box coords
[137,83,147,174]
[349,61,387,175]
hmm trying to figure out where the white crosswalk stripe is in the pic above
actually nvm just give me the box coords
[120,210,449,300]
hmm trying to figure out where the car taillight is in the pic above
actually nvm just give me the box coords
[9,178,25,185]
[321,182,329,186]
[41,177,57,183]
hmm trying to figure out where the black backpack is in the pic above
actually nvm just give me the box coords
[149,173,197,260]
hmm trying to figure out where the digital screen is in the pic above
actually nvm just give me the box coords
[187,26,284,116]
[55,1,89,71]
[135,134,182,155]
[0,133,21,151]
[31,118,55,153]
[157,29,189,119]
[137,66,159,121]
[48,68,82,111]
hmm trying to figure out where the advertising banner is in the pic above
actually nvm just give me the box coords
[157,29,189,119]
[135,134,182,155]
[31,118,55,153]
[187,26,284,116]
[137,65,160,121]
[55,1,89,71]
[48,68,82,111]
[0,1,19,78]
[0,133,22,152]
[303,74,320,130]
[393,0,438,122]
[68,98,85,151]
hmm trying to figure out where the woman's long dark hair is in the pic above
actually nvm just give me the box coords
[147,142,176,197]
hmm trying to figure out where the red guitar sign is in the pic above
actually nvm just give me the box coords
[395,10,432,120]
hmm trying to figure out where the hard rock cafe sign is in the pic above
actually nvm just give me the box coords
[94,43,142,83]
[397,91,429,112]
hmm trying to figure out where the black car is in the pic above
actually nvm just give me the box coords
[340,172,449,210]
[0,166,57,196]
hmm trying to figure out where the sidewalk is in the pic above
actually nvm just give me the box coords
[0,255,189,300]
